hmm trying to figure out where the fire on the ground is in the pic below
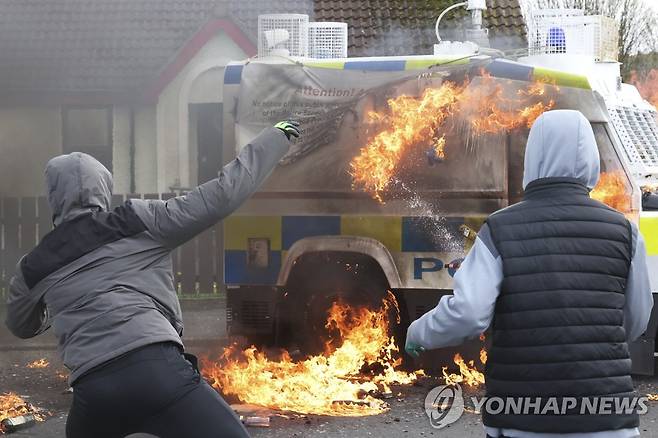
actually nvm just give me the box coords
[26,359,49,370]
[0,393,45,434]
[203,292,425,416]
[443,334,488,388]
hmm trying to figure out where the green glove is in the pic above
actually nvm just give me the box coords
[405,342,425,358]
[274,120,301,140]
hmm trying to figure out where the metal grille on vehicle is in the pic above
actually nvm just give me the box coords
[608,105,658,179]
[241,300,271,330]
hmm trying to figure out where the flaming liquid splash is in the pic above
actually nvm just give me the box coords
[590,171,631,213]
[203,292,424,416]
[350,76,556,199]
[629,69,658,109]
[0,393,45,433]
[26,359,49,369]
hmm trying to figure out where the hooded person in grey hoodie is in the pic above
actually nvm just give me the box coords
[406,110,652,438]
[5,121,300,438]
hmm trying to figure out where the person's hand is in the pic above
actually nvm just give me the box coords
[405,342,425,358]
[274,121,300,141]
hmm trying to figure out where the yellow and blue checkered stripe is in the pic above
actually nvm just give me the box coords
[224,215,485,285]
[224,58,591,89]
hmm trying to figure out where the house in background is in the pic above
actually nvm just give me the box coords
[0,0,525,197]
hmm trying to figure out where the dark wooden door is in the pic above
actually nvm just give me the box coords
[194,103,223,184]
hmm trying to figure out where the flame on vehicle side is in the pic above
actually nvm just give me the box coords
[350,76,556,199]
[591,171,631,213]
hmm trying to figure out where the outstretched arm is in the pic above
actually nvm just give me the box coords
[131,125,295,248]
[405,224,502,351]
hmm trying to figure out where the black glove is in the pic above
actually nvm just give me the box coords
[274,120,301,141]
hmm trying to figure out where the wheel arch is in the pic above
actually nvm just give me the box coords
[277,235,402,289]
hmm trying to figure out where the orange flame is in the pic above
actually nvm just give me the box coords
[350,76,556,198]
[0,393,45,433]
[26,359,49,369]
[629,69,658,109]
[350,82,464,200]
[202,292,423,416]
[443,333,487,387]
[442,354,485,387]
[590,171,631,212]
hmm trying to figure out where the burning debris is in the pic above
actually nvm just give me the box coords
[203,292,424,416]
[591,171,631,213]
[443,354,486,387]
[0,393,45,434]
[26,359,49,370]
[350,76,556,199]
[442,332,487,387]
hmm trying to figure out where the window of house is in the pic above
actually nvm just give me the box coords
[62,107,113,171]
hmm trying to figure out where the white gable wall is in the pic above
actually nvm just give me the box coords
[155,31,247,193]
[0,29,248,198]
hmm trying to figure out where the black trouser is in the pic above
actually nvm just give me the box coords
[66,342,249,438]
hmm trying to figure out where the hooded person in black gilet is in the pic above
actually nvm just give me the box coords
[406,110,652,438]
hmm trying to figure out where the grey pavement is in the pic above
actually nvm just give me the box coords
[9,381,658,438]
[4,300,658,437]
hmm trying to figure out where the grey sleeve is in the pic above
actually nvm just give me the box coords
[405,224,502,349]
[5,260,50,339]
[131,127,289,248]
[624,222,653,342]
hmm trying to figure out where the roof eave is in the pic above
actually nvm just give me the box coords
[142,18,256,104]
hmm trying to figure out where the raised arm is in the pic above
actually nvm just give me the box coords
[131,124,297,248]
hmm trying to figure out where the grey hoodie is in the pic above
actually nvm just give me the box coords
[5,127,290,384]
[406,110,652,438]
[46,152,114,226]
